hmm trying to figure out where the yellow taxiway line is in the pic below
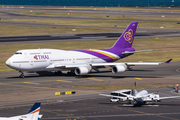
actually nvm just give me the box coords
[23,82,39,85]
[128,109,179,120]
[56,80,72,83]
[88,78,104,81]
[134,77,142,80]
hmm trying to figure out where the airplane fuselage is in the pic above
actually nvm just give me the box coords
[6,48,121,72]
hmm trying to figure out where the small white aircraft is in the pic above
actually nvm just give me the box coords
[5,22,172,78]
[100,82,180,106]
[0,103,42,120]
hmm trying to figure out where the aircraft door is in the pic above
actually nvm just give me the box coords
[29,54,35,66]
[72,56,75,63]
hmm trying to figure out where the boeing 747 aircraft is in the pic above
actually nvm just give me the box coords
[0,103,42,120]
[5,22,172,78]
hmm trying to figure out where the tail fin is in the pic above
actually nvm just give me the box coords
[27,103,42,120]
[9,103,42,120]
[131,82,138,96]
[111,22,138,49]
[134,82,138,96]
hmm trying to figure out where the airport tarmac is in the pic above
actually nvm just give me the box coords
[1,7,180,44]
[1,29,180,44]
[0,62,179,104]
[0,62,180,120]
[0,88,180,120]
[1,6,180,45]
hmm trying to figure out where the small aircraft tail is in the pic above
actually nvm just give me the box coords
[131,82,138,96]
[27,102,42,120]
[111,22,138,49]
[10,103,42,120]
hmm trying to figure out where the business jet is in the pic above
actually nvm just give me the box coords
[100,82,180,106]
[0,102,42,120]
[5,22,172,78]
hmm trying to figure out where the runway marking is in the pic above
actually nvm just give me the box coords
[176,68,180,73]
[134,77,142,80]
[88,78,104,81]
[113,106,123,110]
[41,109,60,115]
[45,112,180,119]
[145,105,159,107]
[56,80,72,83]
[23,82,39,85]
[0,82,70,91]
[128,109,179,120]
[122,104,134,107]
[128,109,152,115]
[3,79,80,84]
[156,115,180,120]
[0,82,101,98]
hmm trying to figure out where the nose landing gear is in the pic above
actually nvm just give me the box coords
[19,71,24,78]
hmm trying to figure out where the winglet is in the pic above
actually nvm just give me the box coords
[165,59,172,63]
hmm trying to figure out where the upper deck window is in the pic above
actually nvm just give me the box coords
[14,52,22,55]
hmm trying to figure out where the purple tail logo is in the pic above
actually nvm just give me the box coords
[123,29,133,43]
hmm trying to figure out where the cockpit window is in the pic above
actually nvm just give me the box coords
[15,52,22,55]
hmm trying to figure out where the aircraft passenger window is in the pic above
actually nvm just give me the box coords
[14,52,22,55]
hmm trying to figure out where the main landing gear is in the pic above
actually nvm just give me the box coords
[54,71,62,75]
[19,71,24,78]
[67,70,76,76]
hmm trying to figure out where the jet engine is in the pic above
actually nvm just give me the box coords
[75,66,92,75]
[112,64,127,74]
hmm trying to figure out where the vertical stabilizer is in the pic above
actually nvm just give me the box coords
[111,22,138,49]
[27,103,41,120]
[8,103,42,120]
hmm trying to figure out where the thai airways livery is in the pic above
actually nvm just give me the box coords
[0,103,42,120]
[5,22,172,78]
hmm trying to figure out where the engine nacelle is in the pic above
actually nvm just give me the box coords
[112,64,127,74]
[75,66,91,75]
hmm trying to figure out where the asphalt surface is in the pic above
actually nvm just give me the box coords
[0,62,179,103]
[1,29,180,44]
[1,7,180,44]
[0,88,180,120]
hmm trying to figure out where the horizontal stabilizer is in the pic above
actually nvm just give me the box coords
[165,59,172,63]
[99,94,126,99]
[160,95,180,100]
[99,94,114,97]
[122,49,158,55]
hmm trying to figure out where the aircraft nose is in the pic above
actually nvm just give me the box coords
[5,59,11,66]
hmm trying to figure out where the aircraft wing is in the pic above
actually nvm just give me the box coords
[159,96,180,100]
[99,94,126,99]
[46,59,172,70]
[91,59,172,67]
